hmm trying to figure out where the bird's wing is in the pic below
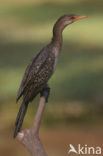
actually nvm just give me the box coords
[16,47,49,102]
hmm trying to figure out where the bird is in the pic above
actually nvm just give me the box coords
[14,14,87,138]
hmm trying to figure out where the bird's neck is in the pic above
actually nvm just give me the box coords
[51,22,63,50]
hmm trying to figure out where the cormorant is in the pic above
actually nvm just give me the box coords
[14,14,87,138]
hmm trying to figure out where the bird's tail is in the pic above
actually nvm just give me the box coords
[14,101,28,138]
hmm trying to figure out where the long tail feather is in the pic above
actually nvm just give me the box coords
[14,101,28,138]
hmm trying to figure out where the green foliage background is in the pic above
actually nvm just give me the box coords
[0,0,103,155]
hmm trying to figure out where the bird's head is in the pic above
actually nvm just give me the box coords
[57,14,87,27]
[53,14,87,32]
[52,14,87,43]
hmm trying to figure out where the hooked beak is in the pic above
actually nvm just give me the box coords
[72,15,87,22]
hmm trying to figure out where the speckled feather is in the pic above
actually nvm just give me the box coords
[17,44,56,103]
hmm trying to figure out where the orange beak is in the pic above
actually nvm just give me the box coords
[72,15,87,22]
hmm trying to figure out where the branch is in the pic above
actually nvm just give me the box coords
[17,84,50,156]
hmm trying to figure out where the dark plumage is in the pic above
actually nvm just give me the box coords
[14,14,87,138]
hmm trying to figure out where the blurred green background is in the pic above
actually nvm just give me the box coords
[0,0,103,155]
